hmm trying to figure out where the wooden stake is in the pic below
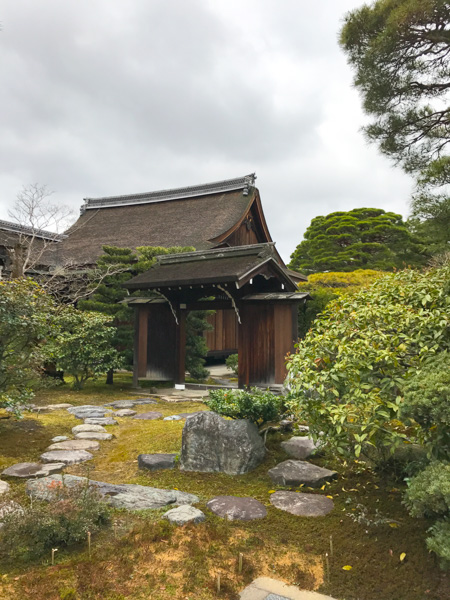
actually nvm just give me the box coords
[87,531,91,558]
[216,574,221,593]
[114,520,118,539]
[325,552,330,583]
[51,548,57,565]
[238,552,243,574]
[329,535,333,557]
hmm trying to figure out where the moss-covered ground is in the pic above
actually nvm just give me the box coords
[0,375,448,600]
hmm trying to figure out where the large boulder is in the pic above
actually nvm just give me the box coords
[26,474,199,511]
[179,412,265,475]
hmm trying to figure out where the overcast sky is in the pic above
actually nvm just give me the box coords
[0,0,414,262]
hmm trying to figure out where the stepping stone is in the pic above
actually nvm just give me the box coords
[47,439,100,452]
[67,405,111,414]
[114,409,137,417]
[239,577,337,599]
[105,400,136,409]
[1,462,65,479]
[0,480,11,495]
[73,410,111,420]
[51,435,69,443]
[206,496,267,521]
[162,505,206,526]
[133,411,163,420]
[26,474,199,510]
[72,424,107,434]
[281,437,320,460]
[163,415,183,421]
[47,403,73,410]
[268,460,337,488]
[84,417,118,426]
[133,399,157,405]
[75,432,113,441]
[138,454,176,471]
[40,450,93,465]
[32,406,52,413]
[270,491,334,517]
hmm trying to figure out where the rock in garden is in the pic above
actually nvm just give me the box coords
[73,409,111,419]
[269,491,334,517]
[67,405,111,415]
[26,474,199,510]
[1,462,65,479]
[114,409,137,417]
[105,400,136,409]
[0,480,11,495]
[162,505,206,526]
[84,417,118,426]
[133,411,163,420]
[32,406,52,413]
[281,437,320,460]
[133,398,157,405]
[163,415,183,421]
[47,439,100,452]
[51,435,69,443]
[72,424,107,434]
[206,496,267,521]
[268,460,337,488]
[179,412,265,475]
[47,403,73,410]
[138,454,176,471]
[178,412,203,419]
[40,450,93,465]
[75,432,113,441]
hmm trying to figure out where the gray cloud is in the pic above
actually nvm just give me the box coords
[0,0,413,262]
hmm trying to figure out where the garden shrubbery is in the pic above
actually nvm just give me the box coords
[0,480,111,562]
[206,387,285,426]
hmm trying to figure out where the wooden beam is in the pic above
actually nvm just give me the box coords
[174,308,187,386]
[132,308,139,388]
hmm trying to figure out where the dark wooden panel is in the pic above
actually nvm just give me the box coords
[238,304,274,387]
[274,304,294,383]
[137,306,149,378]
[205,309,238,353]
[146,304,177,380]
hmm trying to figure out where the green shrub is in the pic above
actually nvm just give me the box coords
[225,353,238,376]
[206,387,285,425]
[0,481,111,562]
[426,519,450,567]
[404,461,450,519]
[401,352,450,461]
[286,265,450,460]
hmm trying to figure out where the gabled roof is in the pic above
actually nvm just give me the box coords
[0,219,66,242]
[60,174,267,266]
[124,243,299,292]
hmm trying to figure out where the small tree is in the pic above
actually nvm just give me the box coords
[47,308,123,389]
[0,279,54,410]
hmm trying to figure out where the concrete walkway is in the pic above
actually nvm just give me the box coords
[239,577,336,600]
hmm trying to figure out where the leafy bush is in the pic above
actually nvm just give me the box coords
[427,519,450,567]
[206,387,285,425]
[0,481,111,562]
[286,265,450,460]
[225,353,238,376]
[0,278,54,410]
[185,311,212,380]
[404,461,450,519]
[401,352,450,461]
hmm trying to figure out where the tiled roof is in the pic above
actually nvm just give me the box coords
[0,219,66,241]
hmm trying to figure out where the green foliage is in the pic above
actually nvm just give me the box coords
[286,265,450,460]
[426,519,450,567]
[289,208,426,274]
[225,353,239,376]
[206,387,285,426]
[135,245,195,273]
[298,288,338,339]
[0,278,54,410]
[0,481,111,562]
[340,0,450,183]
[185,311,212,380]
[47,307,123,389]
[401,352,450,461]
[404,461,450,519]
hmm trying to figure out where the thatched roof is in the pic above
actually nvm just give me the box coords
[60,174,264,266]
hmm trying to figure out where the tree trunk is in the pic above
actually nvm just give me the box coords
[106,369,114,385]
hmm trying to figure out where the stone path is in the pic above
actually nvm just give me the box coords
[239,578,336,600]
[268,460,337,488]
[269,491,334,517]
[206,496,267,521]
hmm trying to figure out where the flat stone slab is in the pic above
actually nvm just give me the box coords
[133,411,163,420]
[270,491,334,517]
[84,417,118,426]
[1,462,65,479]
[163,415,183,421]
[0,480,11,495]
[177,412,203,419]
[138,454,177,471]
[67,405,112,415]
[239,577,336,600]
[47,439,100,452]
[75,432,113,441]
[114,409,137,417]
[40,450,93,465]
[268,460,337,488]
[281,437,320,460]
[162,504,206,526]
[26,474,199,511]
[51,435,69,443]
[73,410,111,419]
[105,400,137,409]
[133,399,158,405]
[45,403,73,411]
[72,424,107,434]
[206,496,267,521]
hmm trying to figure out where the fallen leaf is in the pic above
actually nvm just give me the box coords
[400,552,406,562]
[326,495,333,499]
[389,523,399,528]
[342,565,352,571]
[268,490,276,494]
